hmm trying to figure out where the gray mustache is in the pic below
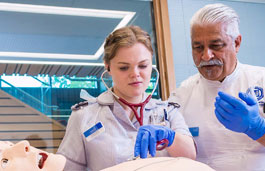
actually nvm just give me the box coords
[196,59,223,68]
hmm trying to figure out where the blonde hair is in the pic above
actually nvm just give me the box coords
[103,25,153,65]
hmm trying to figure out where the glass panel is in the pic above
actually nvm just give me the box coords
[0,0,158,153]
[168,0,265,86]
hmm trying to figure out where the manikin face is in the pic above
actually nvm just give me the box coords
[191,23,241,82]
[106,42,152,103]
[0,141,66,171]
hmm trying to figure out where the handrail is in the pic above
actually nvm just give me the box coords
[65,77,157,82]
[0,78,58,115]
[31,76,50,86]
[65,77,112,82]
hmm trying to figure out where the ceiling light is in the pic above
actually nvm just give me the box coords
[0,2,135,65]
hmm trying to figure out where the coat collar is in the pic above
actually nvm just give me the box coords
[200,60,241,88]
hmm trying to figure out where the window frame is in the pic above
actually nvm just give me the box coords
[153,0,176,100]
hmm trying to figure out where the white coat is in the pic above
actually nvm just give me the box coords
[169,62,265,171]
[57,90,191,171]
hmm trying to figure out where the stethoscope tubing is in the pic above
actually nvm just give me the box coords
[101,67,168,150]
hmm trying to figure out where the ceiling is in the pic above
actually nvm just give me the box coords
[0,63,105,77]
[0,0,155,77]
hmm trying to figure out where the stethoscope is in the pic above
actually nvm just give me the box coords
[101,67,169,150]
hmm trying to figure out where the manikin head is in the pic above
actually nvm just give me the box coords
[0,141,66,171]
[190,3,242,82]
[103,26,153,103]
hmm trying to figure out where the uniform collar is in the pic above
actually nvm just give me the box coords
[97,90,158,109]
[200,60,241,88]
[97,90,115,105]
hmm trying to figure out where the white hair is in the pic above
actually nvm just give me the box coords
[190,3,240,39]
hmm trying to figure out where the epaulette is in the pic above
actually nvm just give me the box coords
[71,101,89,111]
[168,102,180,108]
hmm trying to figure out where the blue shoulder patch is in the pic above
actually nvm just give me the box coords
[247,86,264,101]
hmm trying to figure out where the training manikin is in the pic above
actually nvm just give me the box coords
[0,140,66,171]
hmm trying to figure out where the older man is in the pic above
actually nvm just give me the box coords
[169,3,265,171]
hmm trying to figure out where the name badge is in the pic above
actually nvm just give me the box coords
[83,122,105,142]
[189,127,199,137]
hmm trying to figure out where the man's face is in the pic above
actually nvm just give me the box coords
[191,23,241,82]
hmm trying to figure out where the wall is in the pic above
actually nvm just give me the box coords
[168,0,265,86]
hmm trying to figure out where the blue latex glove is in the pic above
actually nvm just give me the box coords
[134,125,175,158]
[214,91,265,140]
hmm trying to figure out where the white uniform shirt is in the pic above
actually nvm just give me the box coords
[169,62,265,171]
[57,90,191,171]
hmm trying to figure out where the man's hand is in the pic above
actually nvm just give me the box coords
[214,91,265,140]
[134,125,175,158]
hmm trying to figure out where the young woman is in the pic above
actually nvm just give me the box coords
[57,26,196,171]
